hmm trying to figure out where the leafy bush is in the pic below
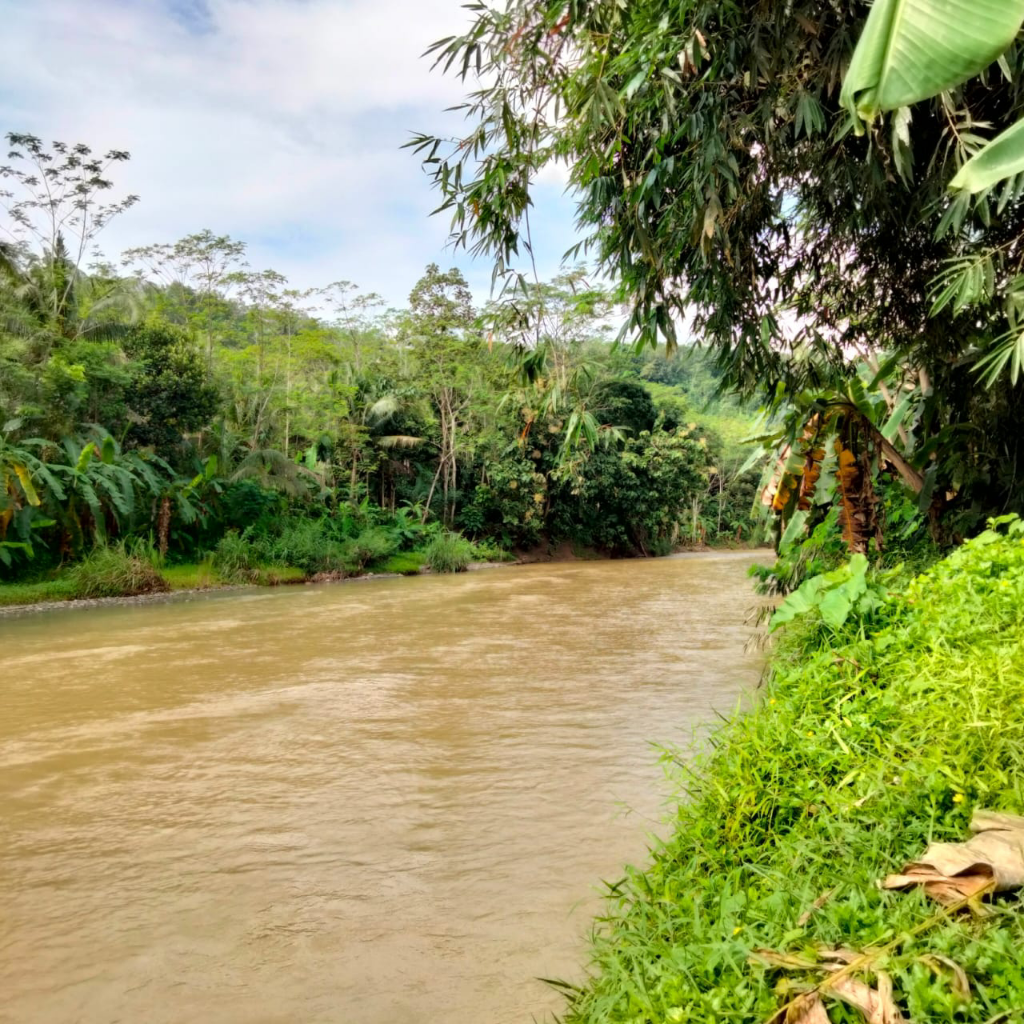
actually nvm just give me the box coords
[339,526,399,572]
[563,517,1024,1023]
[66,543,169,598]
[769,552,895,636]
[470,539,514,563]
[423,532,475,572]
[265,518,349,575]
[220,481,284,535]
[750,507,848,596]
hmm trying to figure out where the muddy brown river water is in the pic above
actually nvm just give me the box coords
[0,552,763,1024]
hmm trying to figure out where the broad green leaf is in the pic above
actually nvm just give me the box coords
[779,509,809,553]
[819,587,853,629]
[950,117,1024,193]
[841,0,1024,131]
[770,577,824,630]
[881,388,917,442]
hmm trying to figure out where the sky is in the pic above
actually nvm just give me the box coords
[0,0,581,308]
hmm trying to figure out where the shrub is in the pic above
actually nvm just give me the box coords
[266,518,349,575]
[66,543,169,598]
[470,539,514,563]
[338,526,399,573]
[423,532,475,573]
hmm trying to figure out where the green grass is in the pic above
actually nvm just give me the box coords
[0,576,79,606]
[165,559,305,588]
[161,561,222,590]
[378,551,427,575]
[0,556,308,608]
[252,565,306,585]
[562,520,1024,1023]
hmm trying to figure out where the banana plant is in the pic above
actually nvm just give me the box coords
[155,455,220,558]
[842,0,1024,193]
[755,370,928,555]
[27,430,169,553]
[0,422,56,569]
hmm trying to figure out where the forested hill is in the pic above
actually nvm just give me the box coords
[0,140,760,587]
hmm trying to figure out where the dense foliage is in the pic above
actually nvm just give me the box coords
[414,0,1024,551]
[562,518,1024,1022]
[0,134,760,588]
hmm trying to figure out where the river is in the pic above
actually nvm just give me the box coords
[0,552,763,1024]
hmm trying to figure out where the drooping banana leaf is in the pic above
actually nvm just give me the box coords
[841,0,1024,131]
[950,119,1024,193]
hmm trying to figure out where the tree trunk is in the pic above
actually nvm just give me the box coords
[157,495,172,560]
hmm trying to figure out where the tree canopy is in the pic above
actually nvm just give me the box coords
[412,0,1024,537]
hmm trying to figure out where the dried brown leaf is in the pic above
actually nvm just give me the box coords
[831,974,906,1023]
[786,992,831,1024]
[882,808,1024,904]
[818,947,859,966]
[751,948,822,971]
[918,954,971,1001]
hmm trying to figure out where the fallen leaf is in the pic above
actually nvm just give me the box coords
[918,954,971,1001]
[786,992,831,1024]
[818,948,859,966]
[882,809,1024,904]
[831,973,906,1023]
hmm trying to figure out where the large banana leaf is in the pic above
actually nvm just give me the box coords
[950,119,1024,193]
[842,0,1024,131]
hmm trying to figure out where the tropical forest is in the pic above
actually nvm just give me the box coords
[3,2,1024,1024]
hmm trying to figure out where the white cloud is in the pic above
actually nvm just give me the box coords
[0,0,581,305]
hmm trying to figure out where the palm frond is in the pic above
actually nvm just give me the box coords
[377,434,424,449]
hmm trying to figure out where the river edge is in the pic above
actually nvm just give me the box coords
[0,546,769,619]
[560,528,1024,1022]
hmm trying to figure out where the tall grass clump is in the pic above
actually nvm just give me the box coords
[211,531,270,584]
[66,542,169,598]
[423,531,475,573]
[562,517,1024,1023]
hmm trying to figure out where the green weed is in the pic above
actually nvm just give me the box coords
[211,531,270,584]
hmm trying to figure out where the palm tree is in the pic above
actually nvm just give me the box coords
[230,447,321,498]
[0,235,144,356]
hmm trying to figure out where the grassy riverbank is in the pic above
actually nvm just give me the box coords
[0,533,510,608]
[563,519,1024,1022]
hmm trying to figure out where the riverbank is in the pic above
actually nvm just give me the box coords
[562,518,1024,1022]
[0,560,520,617]
[0,541,765,616]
